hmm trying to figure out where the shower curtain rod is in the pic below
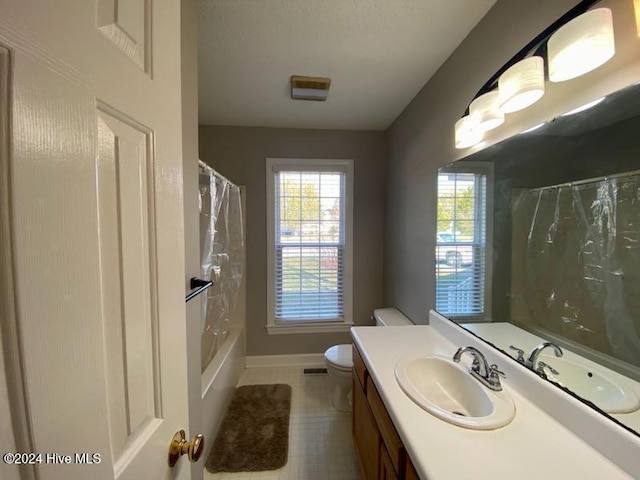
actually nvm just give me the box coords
[199,160,239,189]
[525,168,640,193]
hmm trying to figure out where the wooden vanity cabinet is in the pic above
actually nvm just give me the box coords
[353,370,381,480]
[379,446,399,480]
[352,344,420,480]
[405,459,421,480]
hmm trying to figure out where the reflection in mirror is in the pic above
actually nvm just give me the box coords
[435,163,492,318]
[436,81,640,436]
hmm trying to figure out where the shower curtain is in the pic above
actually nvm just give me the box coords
[510,173,640,366]
[199,162,245,372]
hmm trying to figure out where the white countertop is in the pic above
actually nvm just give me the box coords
[351,324,634,480]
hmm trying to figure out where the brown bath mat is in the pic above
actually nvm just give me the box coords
[205,384,292,473]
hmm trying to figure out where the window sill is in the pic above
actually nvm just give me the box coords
[266,322,354,335]
[445,315,488,323]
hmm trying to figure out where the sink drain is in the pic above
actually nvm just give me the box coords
[452,411,466,416]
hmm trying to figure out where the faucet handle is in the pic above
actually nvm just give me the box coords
[509,345,525,363]
[537,361,559,376]
[485,364,505,391]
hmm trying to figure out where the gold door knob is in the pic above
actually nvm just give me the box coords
[168,430,205,467]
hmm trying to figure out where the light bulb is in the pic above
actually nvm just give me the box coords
[548,8,615,82]
[469,91,504,132]
[455,115,482,149]
[499,57,545,113]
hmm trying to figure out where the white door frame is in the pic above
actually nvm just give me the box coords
[180,1,204,479]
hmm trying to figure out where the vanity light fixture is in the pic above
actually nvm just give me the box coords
[468,90,504,132]
[455,115,483,149]
[454,0,607,150]
[560,96,605,116]
[499,56,545,113]
[548,8,615,82]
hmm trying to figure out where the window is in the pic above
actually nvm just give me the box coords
[266,158,353,334]
[435,163,493,320]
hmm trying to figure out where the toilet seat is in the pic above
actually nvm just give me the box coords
[324,344,352,371]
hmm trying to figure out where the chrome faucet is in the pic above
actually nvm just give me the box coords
[526,342,563,378]
[453,346,504,391]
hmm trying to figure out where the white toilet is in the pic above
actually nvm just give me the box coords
[324,308,412,412]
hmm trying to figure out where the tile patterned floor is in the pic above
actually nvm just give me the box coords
[204,365,362,480]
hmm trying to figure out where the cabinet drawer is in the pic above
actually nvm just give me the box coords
[352,344,367,392]
[367,376,405,475]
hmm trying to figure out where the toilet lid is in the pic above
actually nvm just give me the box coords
[324,344,352,369]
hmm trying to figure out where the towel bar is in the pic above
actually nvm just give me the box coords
[185,277,213,303]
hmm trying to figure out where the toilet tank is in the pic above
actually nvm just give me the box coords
[373,308,413,326]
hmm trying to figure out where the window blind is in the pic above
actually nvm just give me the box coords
[274,170,345,322]
[435,171,487,317]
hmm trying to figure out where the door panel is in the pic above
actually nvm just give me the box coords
[96,106,160,467]
[97,0,150,72]
[0,1,193,479]
[11,48,114,480]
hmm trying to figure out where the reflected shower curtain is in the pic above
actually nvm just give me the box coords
[199,163,244,372]
[510,174,640,366]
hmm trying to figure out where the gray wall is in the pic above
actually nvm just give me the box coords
[199,126,386,355]
[384,0,580,324]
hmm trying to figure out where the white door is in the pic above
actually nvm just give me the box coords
[0,1,199,479]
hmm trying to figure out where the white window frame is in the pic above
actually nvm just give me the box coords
[266,158,354,334]
[435,161,493,322]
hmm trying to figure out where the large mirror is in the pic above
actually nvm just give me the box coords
[436,76,640,435]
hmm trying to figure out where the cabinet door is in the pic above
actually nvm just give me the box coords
[353,373,380,480]
[380,446,399,480]
[367,377,405,473]
[353,344,368,392]
[405,455,421,480]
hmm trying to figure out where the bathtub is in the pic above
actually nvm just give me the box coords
[201,326,245,443]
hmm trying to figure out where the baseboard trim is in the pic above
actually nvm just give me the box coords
[245,353,325,368]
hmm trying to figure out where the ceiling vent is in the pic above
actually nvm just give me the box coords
[290,75,331,101]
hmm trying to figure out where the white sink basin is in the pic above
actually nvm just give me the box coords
[540,355,640,414]
[394,355,515,430]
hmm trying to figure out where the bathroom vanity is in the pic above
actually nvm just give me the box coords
[351,312,639,480]
[352,343,420,480]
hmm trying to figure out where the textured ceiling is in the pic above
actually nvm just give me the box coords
[198,0,496,130]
